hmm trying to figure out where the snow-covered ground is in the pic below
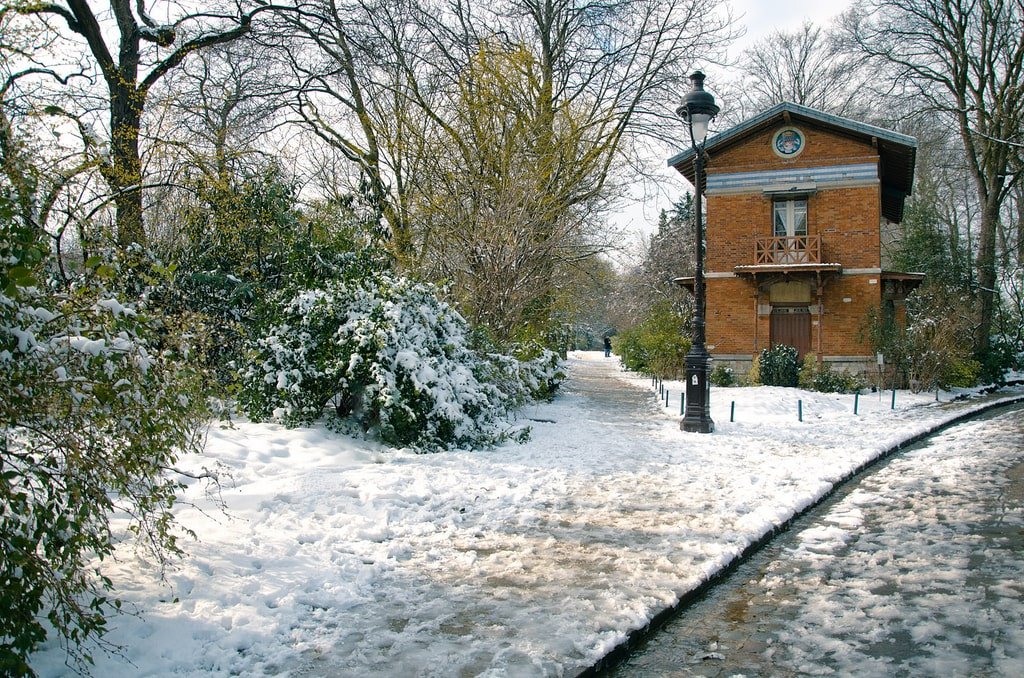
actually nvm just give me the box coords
[31,352,1024,677]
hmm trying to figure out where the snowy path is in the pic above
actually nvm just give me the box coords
[609,404,1024,677]
[29,354,1024,677]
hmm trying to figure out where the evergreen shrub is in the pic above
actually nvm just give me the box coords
[614,304,689,378]
[977,336,1017,386]
[798,353,865,393]
[710,364,735,387]
[150,165,384,391]
[759,344,800,387]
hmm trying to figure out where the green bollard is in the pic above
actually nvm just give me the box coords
[730,401,735,422]
[680,393,685,415]
[798,399,803,422]
[891,389,896,410]
[854,392,859,415]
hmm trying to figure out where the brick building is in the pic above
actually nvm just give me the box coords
[668,102,922,376]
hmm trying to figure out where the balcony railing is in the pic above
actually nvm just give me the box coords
[753,235,822,265]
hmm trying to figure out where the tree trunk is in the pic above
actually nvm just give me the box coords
[974,198,1001,354]
[108,134,145,249]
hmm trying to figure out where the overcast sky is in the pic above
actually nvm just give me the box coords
[731,0,850,49]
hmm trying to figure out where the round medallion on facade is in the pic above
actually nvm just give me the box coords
[772,127,804,157]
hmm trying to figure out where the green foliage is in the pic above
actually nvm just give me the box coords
[861,283,980,391]
[709,364,735,387]
[1,196,208,674]
[759,344,800,387]
[238,272,563,451]
[0,195,45,299]
[946,356,983,388]
[890,195,969,287]
[798,354,865,393]
[976,336,1017,386]
[152,164,386,389]
[613,303,690,378]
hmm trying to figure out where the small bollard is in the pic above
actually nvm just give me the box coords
[854,392,859,415]
[891,389,896,410]
[730,400,735,422]
[798,399,803,422]
[664,389,669,407]
[680,393,685,415]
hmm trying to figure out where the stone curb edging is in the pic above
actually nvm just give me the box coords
[576,391,1024,677]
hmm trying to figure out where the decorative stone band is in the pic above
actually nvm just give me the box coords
[706,162,879,195]
[705,269,882,277]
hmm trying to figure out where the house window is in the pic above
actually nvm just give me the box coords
[773,199,808,237]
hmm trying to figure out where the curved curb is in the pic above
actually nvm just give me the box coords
[576,391,1024,677]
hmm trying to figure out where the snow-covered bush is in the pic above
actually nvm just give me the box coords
[239,273,564,450]
[1,202,208,673]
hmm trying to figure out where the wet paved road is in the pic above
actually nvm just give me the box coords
[606,404,1024,677]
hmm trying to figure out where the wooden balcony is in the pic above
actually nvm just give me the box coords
[755,235,821,264]
[733,234,842,277]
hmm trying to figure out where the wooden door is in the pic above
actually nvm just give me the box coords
[770,306,811,358]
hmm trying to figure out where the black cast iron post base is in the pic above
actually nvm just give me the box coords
[681,346,714,433]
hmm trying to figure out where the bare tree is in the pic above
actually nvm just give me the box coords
[159,43,288,186]
[0,8,102,269]
[608,196,693,332]
[10,1,272,248]
[142,40,293,246]
[499,0,737,178]
[845,0,1024,354]
[727,20,872,118]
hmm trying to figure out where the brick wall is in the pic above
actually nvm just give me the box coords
[709,125,876,172]
[706,277,757,354]
[819,274,882,357]
[706,126,882,273]
[815,187,880,269]
[706,194,767,271]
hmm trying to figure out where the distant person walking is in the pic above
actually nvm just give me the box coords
[603,336,612,358]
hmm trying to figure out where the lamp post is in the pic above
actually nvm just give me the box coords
[676,71,718,433]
